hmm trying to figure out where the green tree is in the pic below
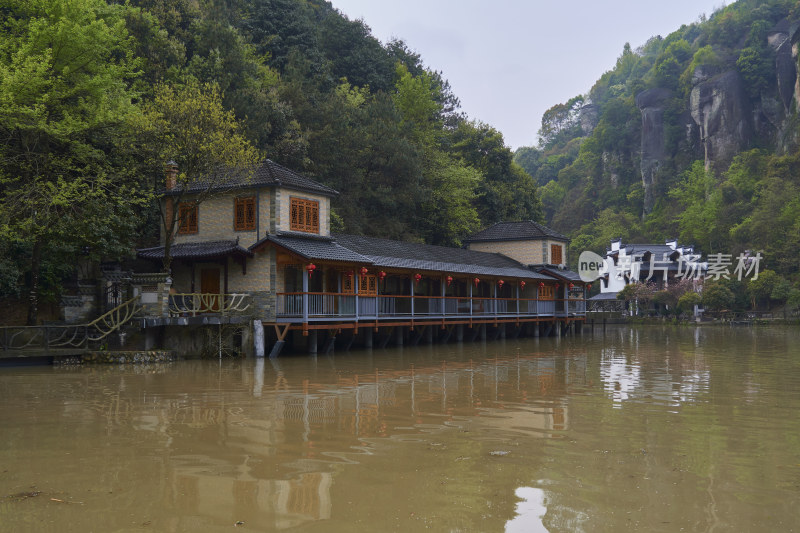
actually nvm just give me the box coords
[450,121,543,225]
[132,79,261,272]
[747,269,786,310]
[702,282,735,312]
[669,161,722,253]
[678,291,702,315]
[0,0,143,324]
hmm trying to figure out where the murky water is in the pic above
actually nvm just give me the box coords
[1,326,799,532]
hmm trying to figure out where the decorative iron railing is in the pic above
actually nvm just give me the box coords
[276,293,585,321]
[168,293,252,317]
[1,296,142,353]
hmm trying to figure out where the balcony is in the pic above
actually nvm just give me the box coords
[276,293,585,322]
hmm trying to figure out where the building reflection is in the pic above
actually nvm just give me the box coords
[110,351,584,528]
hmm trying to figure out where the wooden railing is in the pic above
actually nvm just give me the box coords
[276,293,586,321]
[167,293,252,317]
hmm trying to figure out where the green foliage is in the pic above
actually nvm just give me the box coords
[0,0,144,323]
[669,161,721,253]
[3,0,800,320]
[737,47,773,99]
[747,269,791,309]
[450,121,543,226]
[132,78,261,270]
[538,96,584,149]
[678,291,702,314]
[680,45,723,87]
[702,282,736,311]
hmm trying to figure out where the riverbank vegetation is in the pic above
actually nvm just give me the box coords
[0,0,541,323]
[2,0,799,323]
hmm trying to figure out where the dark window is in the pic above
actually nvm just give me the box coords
[178,203,198,234]
[235,196,256,231]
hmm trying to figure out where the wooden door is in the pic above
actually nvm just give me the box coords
[200,268,221,311]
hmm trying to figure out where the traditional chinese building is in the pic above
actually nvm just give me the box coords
[136,161,586,355]
[594,238,706,298]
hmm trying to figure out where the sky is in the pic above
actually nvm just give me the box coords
[330,0,727,150]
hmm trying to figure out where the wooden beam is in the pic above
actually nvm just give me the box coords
[273,324,291,341]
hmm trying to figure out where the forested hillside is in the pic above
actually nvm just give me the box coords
[514,0,800,294]
[0,0,540,318]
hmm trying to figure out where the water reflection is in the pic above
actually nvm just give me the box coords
[1,327,799,532]
[505,487,547,532]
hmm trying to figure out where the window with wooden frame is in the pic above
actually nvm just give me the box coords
[234,196,256,231]
[539,285,554,299]
[359,274,377,296]
[177,203,198,234]
[550,244,563,265]
[290,197,319,233]
[342,274,354,294]
[341,274,377,295]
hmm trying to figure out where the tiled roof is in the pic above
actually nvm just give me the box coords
[137,240,253,260]
[588,292,620,301]
[620,244,681,258]
[464,221,569,243]
[333,234,554,280]
[165,159,338,197]
[251,234,372,263]
[537,267,584,283]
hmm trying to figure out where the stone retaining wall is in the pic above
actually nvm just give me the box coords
[80,350,177,364]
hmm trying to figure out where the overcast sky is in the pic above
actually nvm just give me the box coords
[330,0,727,150]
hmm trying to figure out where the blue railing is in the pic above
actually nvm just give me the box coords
[276,293,585,321]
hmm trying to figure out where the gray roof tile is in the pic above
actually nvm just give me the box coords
[537,267,584,283]
[165,159,338,197]
[251,234,372,263]
[137,240,253,260]
[464,221,568,243]
[333,234,554,280]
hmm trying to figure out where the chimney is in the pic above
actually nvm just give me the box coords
[165,160,178,190]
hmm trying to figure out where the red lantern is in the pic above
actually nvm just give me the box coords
[587,283,592,290]
[555,283,560,289]
[520,281,526,290]
[498,279,504,288]
[539,282,545,288]
[346,270,354,279]
[474,277,480,287]
[379,271,387,281]
[569,283,574,289]
[360,266,368,276]
[306,263,316,276]
[414,273,422,284]
[446,275,453,286]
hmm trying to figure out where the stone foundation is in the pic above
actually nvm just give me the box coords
[80,350,177,364]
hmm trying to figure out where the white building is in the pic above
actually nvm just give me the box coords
[599,238,706,295]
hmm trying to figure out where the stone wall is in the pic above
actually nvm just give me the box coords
[80,350,177,364]
[467,239,567,266]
